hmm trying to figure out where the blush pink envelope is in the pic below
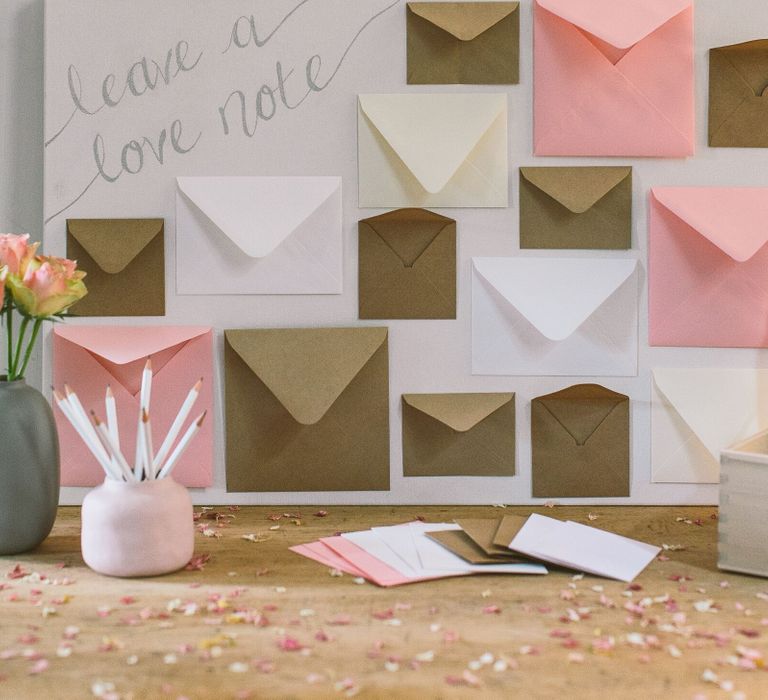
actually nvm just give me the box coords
[53,325,214,486]
[289,543,368,578]
[533,0,694,157]
[649,188,768,348]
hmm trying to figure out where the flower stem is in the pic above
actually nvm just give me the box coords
[12,316,29,381]
[4,303,13,380]
[17,318,43,380]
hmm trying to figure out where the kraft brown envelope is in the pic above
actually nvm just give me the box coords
[492,515,529,548]
[66,219,165,317]
[709,40,768,147]
[407,2,519,85]
[427,530,525,565]
[402,392,514,477]
[531,384,630,499]
[359,209,456,320]
[224,327,390,492]
[454,518,517,557]
[519,167,632,250]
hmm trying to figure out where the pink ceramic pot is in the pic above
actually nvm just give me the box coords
[81,477,194,577]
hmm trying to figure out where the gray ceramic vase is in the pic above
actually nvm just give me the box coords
[0,379,60,554]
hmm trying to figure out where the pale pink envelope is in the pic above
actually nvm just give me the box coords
[53,325,214,486]
[533,0,694,157]
[290,542,368,578]
[649,188,768,348]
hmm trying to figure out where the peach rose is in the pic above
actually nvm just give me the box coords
[0,234,38,276]
[7,254,87,318]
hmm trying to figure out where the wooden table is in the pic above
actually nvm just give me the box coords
[1,506,766,699]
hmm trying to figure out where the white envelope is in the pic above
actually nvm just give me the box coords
[472,257,638,376]
[358,93,508,208]
[176,176,342,295]
[651,368,768,484]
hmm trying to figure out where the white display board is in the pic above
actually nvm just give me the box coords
[43,0,768,505]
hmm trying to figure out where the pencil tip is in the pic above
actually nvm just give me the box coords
[197,410,207,426]
[106,385,113,397]
[142,408,149,422]
[144,358,152,369]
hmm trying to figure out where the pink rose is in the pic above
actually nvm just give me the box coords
[0,234,38,276]
[0,265,7,308]
[7,254,87,318]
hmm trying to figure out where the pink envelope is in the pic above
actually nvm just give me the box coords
[289,543,368,578]
[649,188,768,348]
[533,0,694,157]
[53,325,214,486]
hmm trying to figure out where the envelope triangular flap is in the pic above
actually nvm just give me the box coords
[359,94,506,194]
[536,0,691,49]
[408,2,519,41]
[473,257,637,341]
[713,39,768,96]
[652,187,768,262]
[361,208,454,267]
[520,167,631,214]
[54,325,210,365]
[653,368,768,461]
[403,392,513,432]
[67,219,162,274]
[225,327,387,425]
[176,176,340,258]
[537,384,627,446]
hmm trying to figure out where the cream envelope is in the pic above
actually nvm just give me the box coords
[176,176,342,295]
[651,369,768,484]
[472,257,638,376]
[358,93,507,207]
[53,325,214,487]
[649,187,768,348]
[533,0,694,157]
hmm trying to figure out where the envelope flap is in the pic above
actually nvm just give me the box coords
[652,188,768,262]
[536,0,691,49]
[537,384,627,446]
[714,40,768,96]
[473,257,637,341]
[361,208,454,267]
[520,167,631,214]
[177,176,341,258]
[225,327,387,425]
[408,2,518,41]
[54,325,210,365]
[67,219,162,274]
[359,94,505,194]
[403,392,513,432]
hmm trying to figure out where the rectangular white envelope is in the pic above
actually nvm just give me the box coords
[176,176,342,295]
[508,514,660,582]
[358,93,508,208]
[651,368,768,484]
[471,257,638,376]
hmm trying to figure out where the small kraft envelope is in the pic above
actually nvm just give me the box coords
[224,327,390,492]
[472,257,638,376]
[176,176,342,295]
[358,208,456,319]
[407,2,520,85]
[649,187,768,348]
[519,167,632,249]
[358,93,507,208]
[709,40,768,147]
[651,368,768,484]
[53,325,214,487]
[533,0,694,156]
[66,219,164,317]
[531,384,630,498]
[402,393,514,476]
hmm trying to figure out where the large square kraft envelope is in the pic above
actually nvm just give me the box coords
[358,93,507,208]
[176,176,342,295]
[652,368,768,484]
[402,393,515,476]
[224,327,390,492]
[66,218,165,317]
[533,0,694,157]
[649,187,768,348]
[53,325,214,487]
[472,257,638,376]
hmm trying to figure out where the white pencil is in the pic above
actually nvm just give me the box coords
[157,411,207,480]
[63,385,111,466]
[142,409,155,480]
[153,378,202,472]
[91,412,135,481]
[105,386,120,477]
[134,358,152,480]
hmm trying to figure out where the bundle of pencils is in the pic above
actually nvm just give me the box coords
[54,359,206,482]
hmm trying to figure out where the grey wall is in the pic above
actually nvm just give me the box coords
[0,0,44,386]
